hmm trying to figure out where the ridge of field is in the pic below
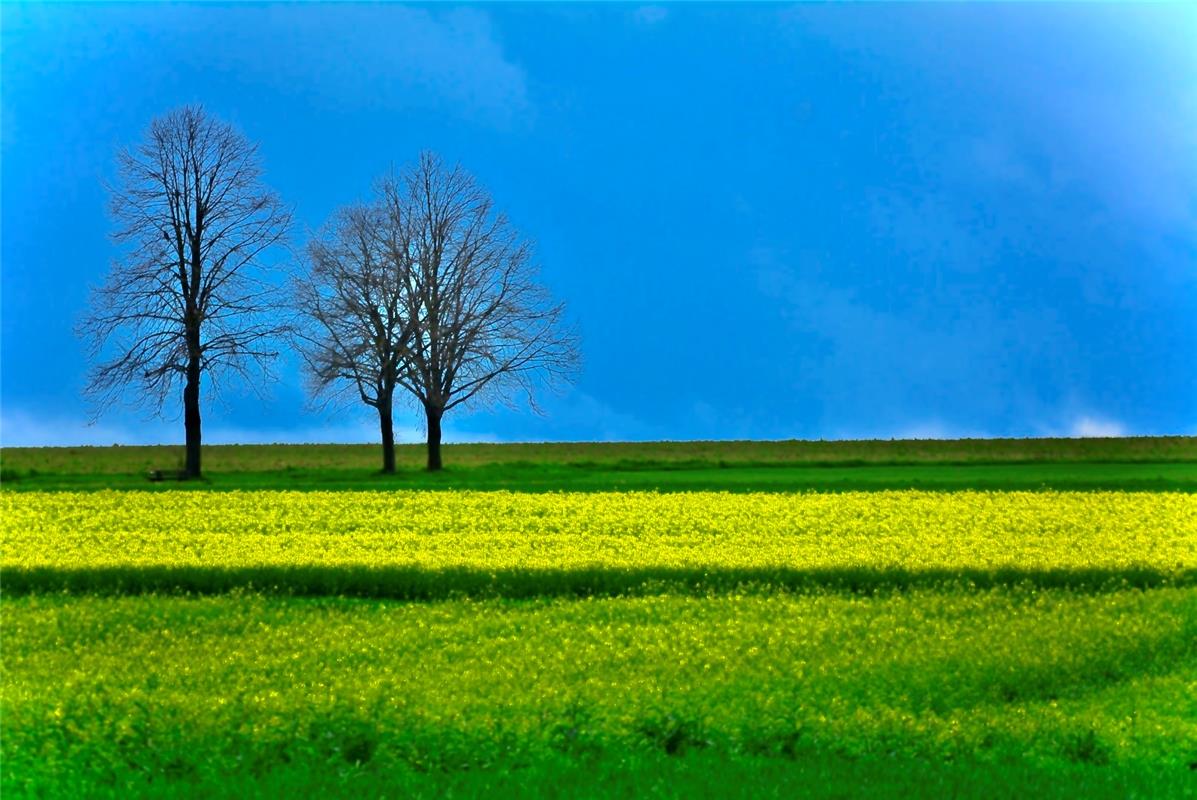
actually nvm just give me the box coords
[4,436,1194,472]
[3,437,1196,493]
[4,590,1195,797]
[5,490,1194,598]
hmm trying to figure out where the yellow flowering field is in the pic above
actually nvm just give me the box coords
[3,488,1197,795]
[2,491,1194,597]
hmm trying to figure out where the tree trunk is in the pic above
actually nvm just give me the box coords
[379,401,396,474]
[425,404,443,471]
[183,354,202,479]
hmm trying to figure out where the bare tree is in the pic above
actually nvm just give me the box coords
[79,105,291,478]
[293,199,415,473]
[389,153,579,471]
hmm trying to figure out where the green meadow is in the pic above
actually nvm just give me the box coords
[2,436,1195,492]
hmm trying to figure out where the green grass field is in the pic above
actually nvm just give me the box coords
[3,438,1196,798]
[3,436,1195,492]
[5,435,1197,473]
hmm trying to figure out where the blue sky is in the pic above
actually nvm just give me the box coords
[2,3,1194,446]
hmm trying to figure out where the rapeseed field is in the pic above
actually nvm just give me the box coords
[2,486,1196,797]
[3,490,1193,584]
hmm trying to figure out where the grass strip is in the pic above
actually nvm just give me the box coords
[4,461,1196,493]
[4,436,1195,476]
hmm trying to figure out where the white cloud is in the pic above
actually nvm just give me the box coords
[0,408,174,448]
[964,134,1042,191]
[0,408,502,447]
[229,6,531,126]
[1068,415,1126,438]
[536,389,657,442]
[6,5,532,129]
[893,420,993,441]
[633,6,670,26]
[785,5,1197,231]
[752,247,1075,436]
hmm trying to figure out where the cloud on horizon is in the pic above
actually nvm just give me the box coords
[0,404,1149,448]
[0,407,503,448]
[1066,415,1127,439]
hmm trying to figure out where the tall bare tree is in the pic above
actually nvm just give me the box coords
[80,105,291,478]
[389,153,579,470]
[293,199,415,473]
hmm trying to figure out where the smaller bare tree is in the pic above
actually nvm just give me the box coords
[293,200,415,473]
[389,153,579,471]
[80,105,291,478]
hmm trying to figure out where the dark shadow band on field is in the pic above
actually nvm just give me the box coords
[3,565,1193,599]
